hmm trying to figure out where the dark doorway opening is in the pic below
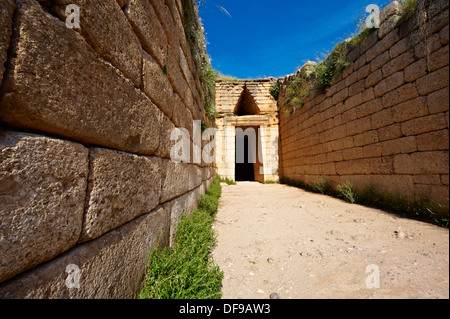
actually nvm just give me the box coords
[235,135,256,182]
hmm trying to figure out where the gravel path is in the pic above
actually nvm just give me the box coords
[212,182,449,299]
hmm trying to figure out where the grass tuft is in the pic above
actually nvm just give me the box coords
[398,0,418,25]
[219,177,236,185]
[311,177,335,196]
[140,177,224,299]
[269,82,281,101]
[336,181,358,204]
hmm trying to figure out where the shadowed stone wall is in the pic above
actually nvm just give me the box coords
[0,0,215,298]
[279,0,449,210]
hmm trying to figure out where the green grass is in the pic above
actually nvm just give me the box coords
[139,177,224,299]
[269,82,281,101]
[397,0,418,25]
[311,177,335,196]
[281,0,420,103]
[182,0,216,119]
[219,177,236,185]
[280,176,449,228]
[336,181,358,204]
[314,42,350,93]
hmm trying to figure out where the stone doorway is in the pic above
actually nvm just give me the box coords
[235,126,261,182]
[215,79,280,183]
[235,134,255,182]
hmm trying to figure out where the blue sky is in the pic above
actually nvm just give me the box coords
[198,0,390,79]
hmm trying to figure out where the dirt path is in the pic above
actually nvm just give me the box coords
[212,182,449,299]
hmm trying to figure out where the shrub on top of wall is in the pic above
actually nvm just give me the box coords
[281,0,423,114]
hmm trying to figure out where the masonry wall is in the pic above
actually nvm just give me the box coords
[279,0,449,209]
[0,0,215,298]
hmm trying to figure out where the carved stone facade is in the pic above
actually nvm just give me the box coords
[215,79,280,183]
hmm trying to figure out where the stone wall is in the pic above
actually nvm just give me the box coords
[0,0,215,298]
[279,0,449,209]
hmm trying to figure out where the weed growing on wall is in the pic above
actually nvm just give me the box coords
[286,76,309,107]
[269,81,281,101]
[182,0,216,119]
[314,42,351,93]
[140,177,223,299]
[280,0,422,109]
[398,0,418,25]
[348,9,377,48]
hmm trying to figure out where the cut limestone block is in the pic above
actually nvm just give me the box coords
[160,160,203,203]
[80,148,162,242]
[0,130,89,283]
[142,51,175,119]
[124,0,168,68]
[0,0,162,156]
[0,207,169,299]
[53,0,142,87]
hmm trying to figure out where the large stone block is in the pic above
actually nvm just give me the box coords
[155,113,177,159]
[404,59,428,82]
[416,129,449,151]
[124,0,168,67]
[366,29,399,62]
[160,160,203,203]
[53,0,142,87]
[0,0,162,156]
[374,71,405,97]
[428,45,449,72]
[380,136,418,156]
[416,66,449,95]
[380,1,401,24]
[172,92,194,137]
[394,151,449,175]
[392,97,428,122]
[335,157,394,175]
[378,123,402,141]
[142,51,174,119]
[80,148,162,242]
[347,117,372,136]
[427,87,449,114]
[401,113,448,136]
[0,207,170,299]
[382,49,415,77]
[0,0,15,86]
[381,83,419,109]
[0,131,89,283]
